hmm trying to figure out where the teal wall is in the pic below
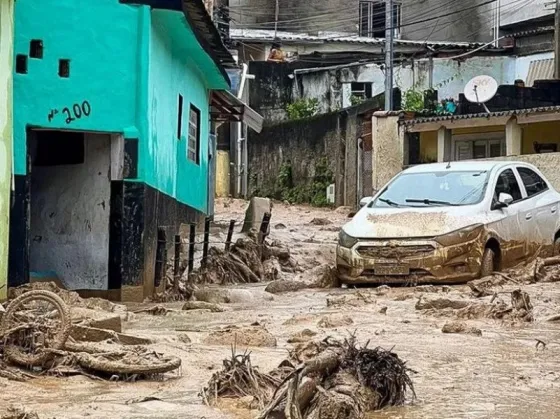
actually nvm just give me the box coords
[14,0,229,214]
[146,9,224,213]
[13,0,144,175]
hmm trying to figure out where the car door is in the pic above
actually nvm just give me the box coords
[490,168,526,266]
[515,166,558,256]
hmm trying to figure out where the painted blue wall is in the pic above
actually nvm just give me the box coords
[14,0,229,214]
[146,9,215,213]
[13,0,144,175]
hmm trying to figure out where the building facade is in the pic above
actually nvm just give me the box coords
[229,0,495,42]
[0,0,14,301]
[10,0,259,300]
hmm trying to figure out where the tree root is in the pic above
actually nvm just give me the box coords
[209,335,415,419]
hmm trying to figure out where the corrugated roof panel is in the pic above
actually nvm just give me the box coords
[526,59,554,87]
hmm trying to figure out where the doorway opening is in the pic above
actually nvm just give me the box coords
[28,130,112,291]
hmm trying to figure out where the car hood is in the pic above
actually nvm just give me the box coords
[343,206,490,239]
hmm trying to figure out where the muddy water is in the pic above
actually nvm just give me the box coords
[3,200,560,418]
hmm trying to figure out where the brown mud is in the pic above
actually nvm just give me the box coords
[3,199,560,418]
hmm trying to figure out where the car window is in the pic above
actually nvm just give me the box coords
[517,167,548,197]
[493,169,522,204]
[372,170,489,208]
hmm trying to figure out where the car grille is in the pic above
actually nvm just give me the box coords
[357,244,435,259]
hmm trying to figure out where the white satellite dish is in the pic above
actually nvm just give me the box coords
[464,75,498,113]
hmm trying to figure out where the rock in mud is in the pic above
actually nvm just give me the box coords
[318,314,354,329]
[327,291,375,307]
[194,288,274,304]
[242,197,272,234]
[71,307,123,333]
[177,333,192,344]
[263,257,284,282]
[441,321,482,336]
[296,264,339,288]
[375,285,391,296]
[287,329,318,343]
[275,223,287,230]
[265,280,307,294]
[1,407,39,419]
[415,297,471,311]
[309,217,332,226]
[204,325,277,348]
[283,313,318,325]
[182,301,224,312]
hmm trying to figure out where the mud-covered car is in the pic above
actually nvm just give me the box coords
[337,161,560,285]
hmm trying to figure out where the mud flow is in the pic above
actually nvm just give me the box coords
[2,199,560,419]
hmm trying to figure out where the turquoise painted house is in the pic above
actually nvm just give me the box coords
[10,0,262,300]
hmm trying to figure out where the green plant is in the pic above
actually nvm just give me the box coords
[350,95,364,106]
[286,98,319,120]
[402,89,424,112]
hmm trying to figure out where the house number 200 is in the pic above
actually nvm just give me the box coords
[62,101,91,124]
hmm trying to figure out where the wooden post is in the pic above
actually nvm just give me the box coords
[258,212,272,245]
[188,224,196,274]
[225,219,235,252]
[154,228,166,289]
[173,235,181,291]
[202,217,211,268]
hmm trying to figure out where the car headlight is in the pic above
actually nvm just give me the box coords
[435,224,484,247]
[338,229,358,248]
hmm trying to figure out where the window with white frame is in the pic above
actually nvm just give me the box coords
[453,133,505,161]
[188,105,200,165]
[359,0,401,38]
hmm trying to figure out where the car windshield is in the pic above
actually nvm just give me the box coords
[371,170,489,208]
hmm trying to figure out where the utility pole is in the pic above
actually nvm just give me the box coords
[384,0,394,111]
[274,0,279,39]
[555,0,560,78]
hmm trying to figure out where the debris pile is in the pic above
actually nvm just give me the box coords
[416,290,534,323]
[201,350,282,410]
[191,231,297,286]
[0,287,181,382]
[203,336,415,419]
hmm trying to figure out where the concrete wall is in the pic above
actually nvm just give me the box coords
[230,0,494,41]
[401,0,494,42]
[487,153,560,192]
[253,56,515,123]
[247,109,364,207]
[500,0,551,27]
[229,0,359,34]
[29,134,111,290]
[372,114,403,193]
[0,0,13,300]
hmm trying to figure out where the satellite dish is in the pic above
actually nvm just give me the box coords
[464,75,498,113]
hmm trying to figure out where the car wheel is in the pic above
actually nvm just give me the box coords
[480,247,495,277]
[553,236,560,256]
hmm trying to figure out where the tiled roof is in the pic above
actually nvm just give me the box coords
[230,29,500,50]
[401,106,560,126]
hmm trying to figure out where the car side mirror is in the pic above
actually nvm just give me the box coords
[359,196,373,208]
[493,192,513,210]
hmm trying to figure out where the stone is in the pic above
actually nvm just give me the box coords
[317,314,354,329]
[265,280,307,294]
[182,301,224,312]
[70,325,153,345]
[194,288,274,304]
[441,321,482,336]
[242,197,272,234]
[204,325,277,348]
[415,297,471,311]
[309,218,332,226]
[71,307,123,333]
